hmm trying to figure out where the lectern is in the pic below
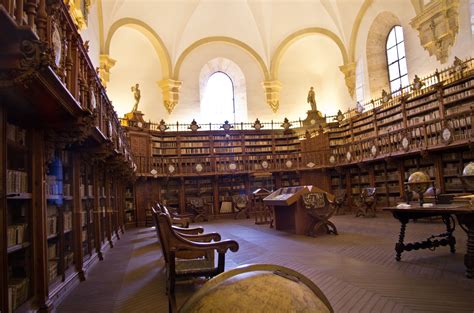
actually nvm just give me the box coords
[263,186,312,235]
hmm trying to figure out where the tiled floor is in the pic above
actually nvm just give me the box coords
[58,212,474,313]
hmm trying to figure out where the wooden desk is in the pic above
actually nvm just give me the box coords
[263,186,311,235]
[383,204,474,278]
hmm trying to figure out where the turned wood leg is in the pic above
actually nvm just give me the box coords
[465,223,474,279]
[395,218,408,261]
[442,215,456,254]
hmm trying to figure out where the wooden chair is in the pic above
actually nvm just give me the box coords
[355,187,377,217]
[186,197,209,222]
[232,194,250,219]
[333,190,347,215]
[145,208,154,226]
[155,203,191,227]
[251,189,273,225]
[302,192,338,237]
[151,207,204,239]
[154,208,239,312]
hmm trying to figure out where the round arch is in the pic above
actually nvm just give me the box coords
[104,18,172,79]
[270,28,349,79]
[173,36,270,80]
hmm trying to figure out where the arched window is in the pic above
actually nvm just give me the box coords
[201,72,236,123]
[386,26,409,93]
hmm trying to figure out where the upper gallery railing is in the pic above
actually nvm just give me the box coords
[122,57,473,176]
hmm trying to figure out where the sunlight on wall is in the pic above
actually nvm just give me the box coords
[108,27,165,121]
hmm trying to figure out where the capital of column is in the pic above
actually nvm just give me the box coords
[99,54,116,87]
[262,80,282,113]
[339,62,356,99]
[158,79,183,114]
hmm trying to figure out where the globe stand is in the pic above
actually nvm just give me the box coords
[406,181,432,206]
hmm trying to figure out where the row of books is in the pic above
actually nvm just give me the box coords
[7,224,27,247]
[6,170,28,194]
[8,278,29,313]
[48,261,58,283]
[443,78,473,95]
[444,89,473,106]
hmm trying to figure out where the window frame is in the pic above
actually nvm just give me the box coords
[386,25,408,94]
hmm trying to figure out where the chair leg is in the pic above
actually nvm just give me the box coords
[327,221,338,235]
[306,219,317,236]
[313,221,327,236]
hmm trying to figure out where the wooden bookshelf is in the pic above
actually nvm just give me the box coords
[0,1,134,311]
[124,58,473,220]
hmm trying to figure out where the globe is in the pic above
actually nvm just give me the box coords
[461,162,474,190]
[406,171,432,206]
[179,264,333,313]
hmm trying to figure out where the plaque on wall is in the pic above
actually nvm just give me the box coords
[371,145,378,157]
[346,151,352,162]
[401,135,410,151]
[195,163,203,172]
[441,126,453,144]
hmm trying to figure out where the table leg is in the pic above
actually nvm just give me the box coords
[395,218,408,261]
[442,215,456,254]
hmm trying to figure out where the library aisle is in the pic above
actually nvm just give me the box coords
[58,213,474,313]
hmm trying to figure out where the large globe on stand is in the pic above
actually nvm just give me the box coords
[462,162,474,189]
[179,264,333,313]
[406,171,432,206]
[461,162,474,206]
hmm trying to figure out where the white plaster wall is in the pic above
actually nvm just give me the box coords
[279,35,351,119]
[80,1,101,68]
[355,0,473,103]
[107,27,165,121]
